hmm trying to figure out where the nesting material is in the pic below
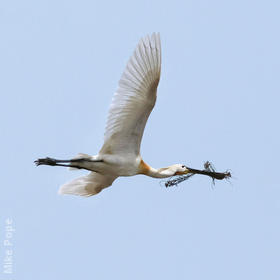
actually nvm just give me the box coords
[165,161,231,187]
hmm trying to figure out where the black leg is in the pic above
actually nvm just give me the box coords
[34,157,103,167]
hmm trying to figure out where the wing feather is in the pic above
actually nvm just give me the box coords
[100,33,161,156]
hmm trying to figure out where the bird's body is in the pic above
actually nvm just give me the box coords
[66,153,186,178]
[36,33,220,197]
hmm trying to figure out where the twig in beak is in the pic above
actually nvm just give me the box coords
[165,161,231,187]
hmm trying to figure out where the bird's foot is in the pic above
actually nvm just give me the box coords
[34,157,58,166]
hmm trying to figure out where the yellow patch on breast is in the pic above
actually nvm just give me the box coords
[138,159,151,175]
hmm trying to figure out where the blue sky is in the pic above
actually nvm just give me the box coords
[1,0,280,279]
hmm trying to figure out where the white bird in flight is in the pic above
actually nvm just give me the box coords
[35,33,229,196]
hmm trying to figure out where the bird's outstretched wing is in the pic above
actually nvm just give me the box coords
[100,33,161,156]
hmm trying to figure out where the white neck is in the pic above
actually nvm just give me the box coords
[147,167,175,178]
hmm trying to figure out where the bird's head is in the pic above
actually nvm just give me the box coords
[173,164,190,175]
[158,164,190,177]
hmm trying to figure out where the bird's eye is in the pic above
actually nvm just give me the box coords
[182,165,186,169]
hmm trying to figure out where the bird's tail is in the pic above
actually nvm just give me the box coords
[58,172,117,197]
